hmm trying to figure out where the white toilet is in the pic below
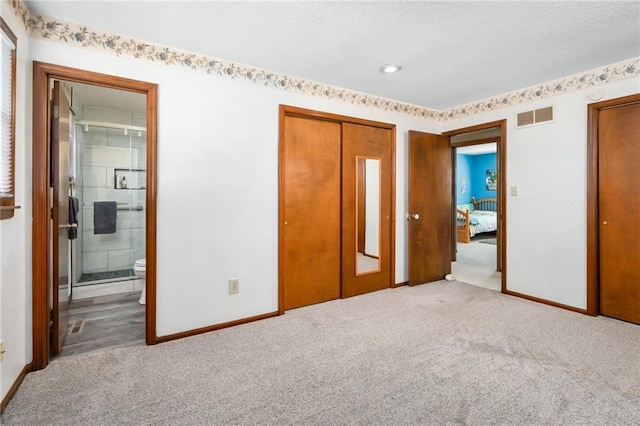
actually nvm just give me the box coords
[133,259,146,305]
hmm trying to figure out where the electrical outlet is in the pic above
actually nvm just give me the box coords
[229,278,240,295]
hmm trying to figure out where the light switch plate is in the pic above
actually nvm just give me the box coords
[229,279,240,294]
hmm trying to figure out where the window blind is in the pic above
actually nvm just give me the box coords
[0,25,15,198]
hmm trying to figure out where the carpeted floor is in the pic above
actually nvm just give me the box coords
[3,281,640,425]
[478,238,496,245]
[452,241,500,291]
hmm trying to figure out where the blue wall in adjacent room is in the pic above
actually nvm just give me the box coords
[471,153,497,200]
[456,153,472,204]
[456,152,497,205]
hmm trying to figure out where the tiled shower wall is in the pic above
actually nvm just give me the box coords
[77,106,146,277]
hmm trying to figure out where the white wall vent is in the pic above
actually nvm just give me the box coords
[516,106,554,128]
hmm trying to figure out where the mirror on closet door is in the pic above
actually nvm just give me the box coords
[356,157,381,275]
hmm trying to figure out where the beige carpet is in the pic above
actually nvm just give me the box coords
[3,282,640,425]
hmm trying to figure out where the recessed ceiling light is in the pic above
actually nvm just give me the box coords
[379,64,402,74]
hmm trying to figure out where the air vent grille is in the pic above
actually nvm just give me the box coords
[516,106,554,128]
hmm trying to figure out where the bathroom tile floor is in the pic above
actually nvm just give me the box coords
[61,291,145,357]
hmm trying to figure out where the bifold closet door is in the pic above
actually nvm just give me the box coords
[282,116,341,310]
[341,123,392,297]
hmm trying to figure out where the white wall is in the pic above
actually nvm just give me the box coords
[443,78,640,309]
[27,38,440,338]
[0,5,31,403]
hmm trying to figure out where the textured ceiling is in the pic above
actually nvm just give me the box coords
[25,1,640,110]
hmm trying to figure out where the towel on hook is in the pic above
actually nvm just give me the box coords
[93,201,117,234]
[68,196,79,240]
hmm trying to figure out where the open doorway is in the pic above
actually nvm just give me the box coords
[32,62,158,370]
[452,140,499,291]
[447,123,506,292]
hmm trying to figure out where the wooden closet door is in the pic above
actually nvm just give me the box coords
[599,103,640,324]
[341,123,392,297]
[282,116,342,310]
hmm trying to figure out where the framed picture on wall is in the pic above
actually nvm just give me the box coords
[486,169,497,191]
[461,177,467,195]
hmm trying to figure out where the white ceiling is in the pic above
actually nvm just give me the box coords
[457,143,496,156]
[25,1,640,110]
[70,82,146,113]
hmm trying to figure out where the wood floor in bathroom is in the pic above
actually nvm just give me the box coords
[61,291,145,357]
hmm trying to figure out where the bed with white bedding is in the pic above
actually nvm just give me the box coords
[456,197,497,243]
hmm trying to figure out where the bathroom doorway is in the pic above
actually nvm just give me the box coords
[62,82,147,356]
[32,62,158,370]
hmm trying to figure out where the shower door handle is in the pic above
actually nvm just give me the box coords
[59,223,78,229]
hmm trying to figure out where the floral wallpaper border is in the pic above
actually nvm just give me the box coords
[9,0,640,121]
[7,0,29,31]
[443,58,639,120]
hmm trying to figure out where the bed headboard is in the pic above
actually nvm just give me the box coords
[472,197,497,212]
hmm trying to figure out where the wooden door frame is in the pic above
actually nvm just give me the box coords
[32,62,159,370]
[586,93,640,316]
[444,120,507,293]
[278,105,396,315]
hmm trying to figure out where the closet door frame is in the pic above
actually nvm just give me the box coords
[278,105,396,315]
[586,93,640,316]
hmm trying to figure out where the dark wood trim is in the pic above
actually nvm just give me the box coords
[503,289,588,315]
[586,101,600,316]
[32,62,158,370]
[0,363,31,414]
[499,123,507,279]
[450,149,457,261]
[391,281,408,288]
[446,120,507,290]
[443,120,506,136]
[145,82,158,345]
[32,61,49,370]
[280,104,396,130]
[586,93,640,316]
[389,124,397,290]
[278,105,396,312]
[277,106,286,315]
[156,311,279,344]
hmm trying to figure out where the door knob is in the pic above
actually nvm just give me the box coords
[59,223,78,229]
[602,221,607,225]
[411,214,420,220]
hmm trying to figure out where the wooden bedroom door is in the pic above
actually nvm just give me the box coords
[281,115,342,310]
[50,80,71,354]
[599,102,640,325]
[408,131,451,285]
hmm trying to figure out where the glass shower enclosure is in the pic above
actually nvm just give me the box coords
[72,121,146,297]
